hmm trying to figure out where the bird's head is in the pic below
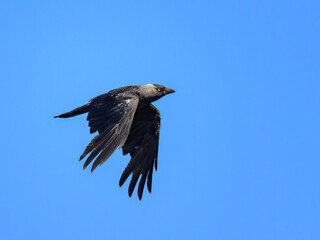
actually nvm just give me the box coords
[138,84,175,102]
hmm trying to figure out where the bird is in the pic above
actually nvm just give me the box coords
[54,84,175,200]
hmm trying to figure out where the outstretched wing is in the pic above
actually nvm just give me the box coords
[120,104,161,200]
[80,91,139,172]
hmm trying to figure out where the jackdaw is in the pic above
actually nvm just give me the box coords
[54,84,175,199]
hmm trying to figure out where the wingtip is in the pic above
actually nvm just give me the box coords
[79,154,85,161]
[119,179,124,187]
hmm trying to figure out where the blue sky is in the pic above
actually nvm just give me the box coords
[1,1,319,239]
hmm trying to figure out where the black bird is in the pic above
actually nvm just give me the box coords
[54,84,175,199]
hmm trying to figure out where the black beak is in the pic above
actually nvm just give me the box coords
[164,88,175,94]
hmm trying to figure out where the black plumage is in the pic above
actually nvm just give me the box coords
[54,84,175,200]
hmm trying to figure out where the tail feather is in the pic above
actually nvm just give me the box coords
[54,103,90,118]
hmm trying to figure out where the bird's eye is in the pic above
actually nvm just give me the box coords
[157,88,161,92]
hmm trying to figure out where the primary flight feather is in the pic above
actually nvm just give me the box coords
[54,84,175,200]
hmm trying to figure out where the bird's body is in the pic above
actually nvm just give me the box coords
[55,84,174,199]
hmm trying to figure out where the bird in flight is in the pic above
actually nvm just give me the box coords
[54,84,175,200]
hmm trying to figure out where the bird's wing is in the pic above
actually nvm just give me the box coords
[80,91,139,172]
[120,104,161,200]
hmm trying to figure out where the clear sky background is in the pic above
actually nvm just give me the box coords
[1,1,319,240]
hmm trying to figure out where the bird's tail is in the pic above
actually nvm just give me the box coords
[54,103,90,118]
